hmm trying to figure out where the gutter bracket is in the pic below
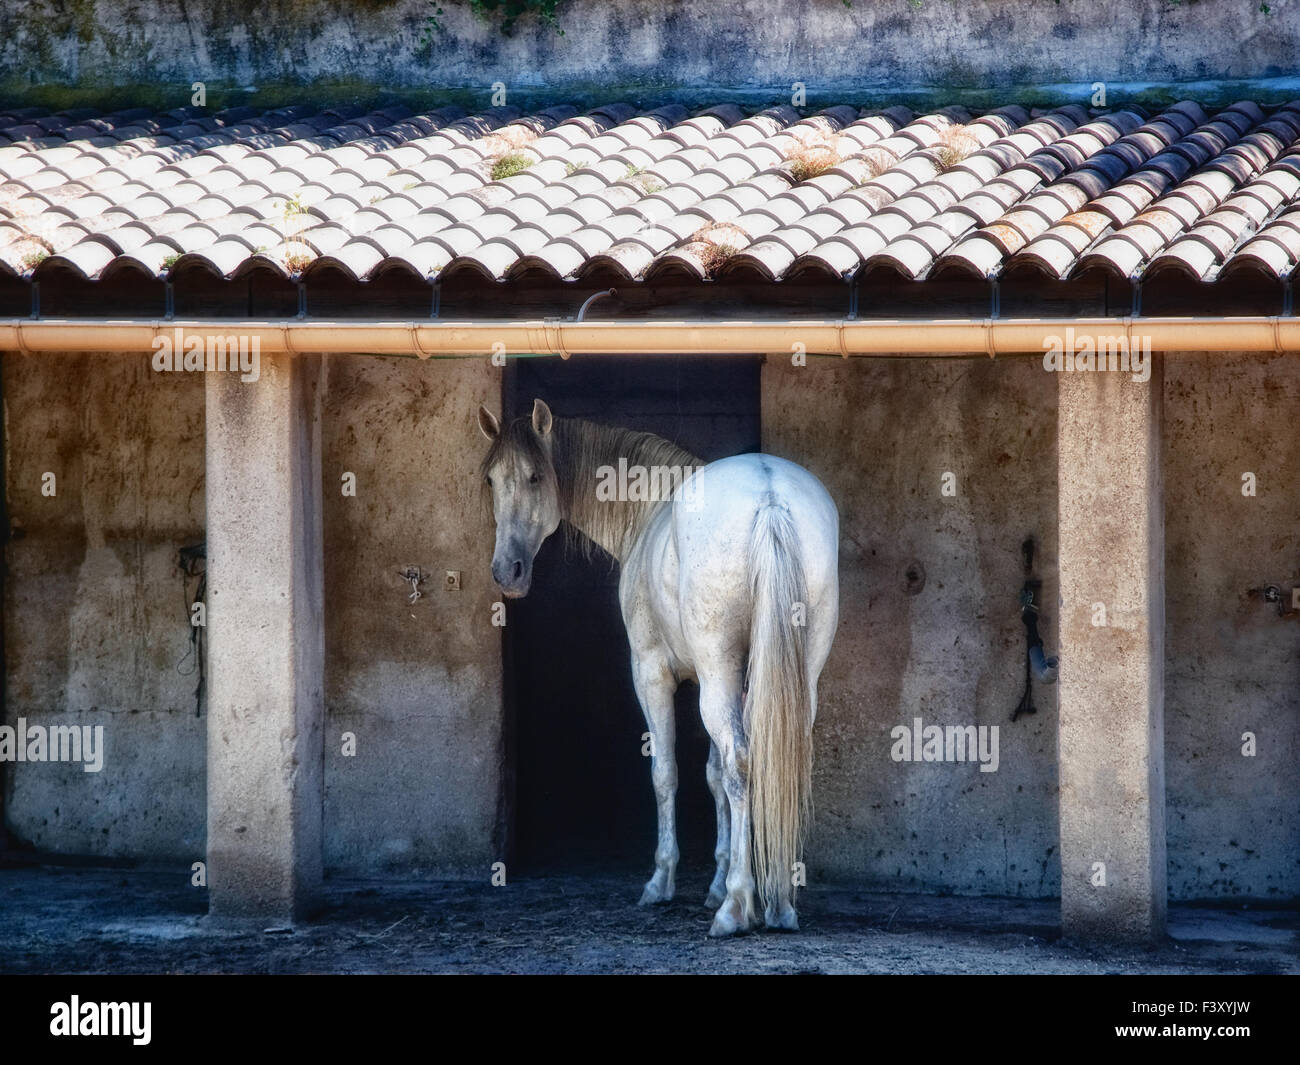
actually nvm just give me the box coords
[990,279,1001,320]
[429,277,441,319]
[847,275,859,321]
[1131,279,1143,318]
[410,322,430,360]
[164,281,175,321]
[544,316,569,360]
[1283,278,1293,318]
[29,281,39,320]
[296,282,307,320]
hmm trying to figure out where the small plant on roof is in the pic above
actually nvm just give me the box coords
[851,146,897,183]
[20,248,48,272]
[491,152,534,180]
[698,243,737,279]
[627,170,664,196]
[625,164,645,177]
[278,193,312,261]
[564,160,582,176]
[933,124,979,170]
[161,252,181,272]
[690,221,747,279]
[784,141,842,183]
[279,193,308,234]
[285,250,314,276]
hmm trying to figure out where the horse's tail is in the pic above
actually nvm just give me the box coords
[745,502,812,921]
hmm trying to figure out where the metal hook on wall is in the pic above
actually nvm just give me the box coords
[1012,537,1059,722]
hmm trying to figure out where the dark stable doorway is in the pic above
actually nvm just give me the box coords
[502,355,761,875]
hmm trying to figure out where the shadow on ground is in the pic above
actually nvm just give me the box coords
[0,864,1295,974]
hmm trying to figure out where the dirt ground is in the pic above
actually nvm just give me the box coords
[0,861,1295,975]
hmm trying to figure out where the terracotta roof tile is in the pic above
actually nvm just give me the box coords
[2,98,1300,289]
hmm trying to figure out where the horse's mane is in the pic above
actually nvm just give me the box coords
[482,413,701,562]
[554,417,701,560]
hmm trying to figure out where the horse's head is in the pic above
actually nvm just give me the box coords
[477,398,562,598]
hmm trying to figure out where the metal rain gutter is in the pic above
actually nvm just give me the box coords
[2,317,1299,356]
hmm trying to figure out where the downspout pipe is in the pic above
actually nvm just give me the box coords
[2,317,1300,355]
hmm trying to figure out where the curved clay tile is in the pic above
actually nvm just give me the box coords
[1225,212,1300,279]
[40,239,117,279]
[312,243,384,281]
[99,251,169,280]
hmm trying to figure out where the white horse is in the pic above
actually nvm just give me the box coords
[478,399,839,936]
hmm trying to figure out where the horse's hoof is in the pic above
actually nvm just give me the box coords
[708,913,741,937]
[764,904,799,932]
[638,880,672,906]
[708,898,755,937]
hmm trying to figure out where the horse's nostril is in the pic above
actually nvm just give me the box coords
[511,560,524,580]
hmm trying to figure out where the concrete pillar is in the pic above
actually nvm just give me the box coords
[1057,355,1166,940]
[205,352,325,922]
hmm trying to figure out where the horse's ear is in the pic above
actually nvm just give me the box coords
[478,405,501,441]
[531,398,553,438]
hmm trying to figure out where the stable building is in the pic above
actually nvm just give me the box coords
[1,96,1297,941]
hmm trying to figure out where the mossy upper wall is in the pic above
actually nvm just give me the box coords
[2,0,1298,112]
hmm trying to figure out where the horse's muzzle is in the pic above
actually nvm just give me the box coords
[492,557,531,598]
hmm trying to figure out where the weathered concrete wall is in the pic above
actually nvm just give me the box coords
[3,352,207,860]
[1163,352,1300,901]
[764,350,1299,901]
[4,348,1295,899]
[321,354,503,878]
[763,354,1062,897]
[3,350,504,878]
[1,1,1296,108]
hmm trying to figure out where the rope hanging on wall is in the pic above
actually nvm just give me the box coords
[176,542,206,718]
[1012,537,1058,722]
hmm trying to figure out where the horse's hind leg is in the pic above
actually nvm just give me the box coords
[704,741,730,909]
[698,670,757,937]
[632,657,679,906]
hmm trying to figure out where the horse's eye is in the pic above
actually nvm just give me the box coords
[485,476,493,487]
[529,472,541,485]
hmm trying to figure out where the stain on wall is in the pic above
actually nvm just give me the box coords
[764,350,1299,900]
[3,351,207,859]
[1163,351,1300,900]
[321,354,503,878]
[763,353,1061,897]
[3,351,504,877]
